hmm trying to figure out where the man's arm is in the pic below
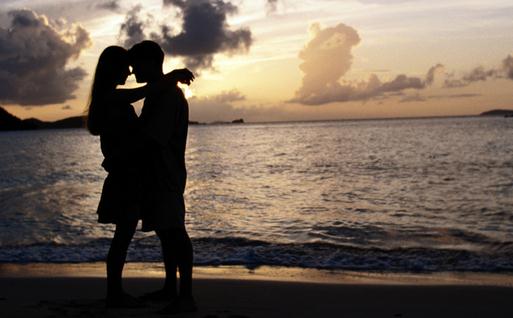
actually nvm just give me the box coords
[109,69,194,104]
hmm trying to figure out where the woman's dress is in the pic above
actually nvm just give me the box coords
[96,103,142,224]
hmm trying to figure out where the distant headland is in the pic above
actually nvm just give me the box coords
[2,106,512,132]
[0,106,244,131]
[0,106,84,131]
[479,109,513,117]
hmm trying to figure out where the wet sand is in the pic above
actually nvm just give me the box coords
[1,263,513,318]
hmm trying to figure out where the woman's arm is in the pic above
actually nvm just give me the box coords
[111,86,149,104]
[108,68,195,104]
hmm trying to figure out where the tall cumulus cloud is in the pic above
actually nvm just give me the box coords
[290,23,439,105]
[0,10,91,106]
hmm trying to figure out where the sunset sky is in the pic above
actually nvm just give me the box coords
[1,0,513,122]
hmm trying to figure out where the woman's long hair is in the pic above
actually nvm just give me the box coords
[86,46,129,135]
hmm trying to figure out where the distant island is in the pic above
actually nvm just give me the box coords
[0,106,244,131]
[480,109,513,117]
[3,105,512,132]
[0,106,84,131]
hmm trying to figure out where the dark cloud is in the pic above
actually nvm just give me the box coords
[0,9,91,106]
[119,5,149,48]
[96,0,121,11]
[290,23,438,106]
[156,0,252,70]
[62,104,72,110]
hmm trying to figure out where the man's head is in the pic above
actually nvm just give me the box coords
[128,40,164,83]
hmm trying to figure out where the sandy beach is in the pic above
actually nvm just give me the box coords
[1,263,513,318]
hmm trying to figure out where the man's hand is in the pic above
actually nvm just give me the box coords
[167,68,195,86]
[149,69,195,94]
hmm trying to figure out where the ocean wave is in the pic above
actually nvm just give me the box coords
[2,236,513,272]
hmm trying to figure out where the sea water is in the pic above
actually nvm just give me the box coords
[1,117,512,271]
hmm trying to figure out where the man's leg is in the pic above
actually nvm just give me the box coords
[176,228,193,297]
[156,229,178,297]
[157,228,193,297]
[158,227,195,314]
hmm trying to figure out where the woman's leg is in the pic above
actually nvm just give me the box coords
[106,219,138,298]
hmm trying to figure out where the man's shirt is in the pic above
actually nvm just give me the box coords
[140,85,189,194]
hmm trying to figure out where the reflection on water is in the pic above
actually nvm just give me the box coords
[1,117,513,271]
[186,117,513,249]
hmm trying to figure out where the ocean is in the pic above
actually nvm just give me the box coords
[1,116,512,272]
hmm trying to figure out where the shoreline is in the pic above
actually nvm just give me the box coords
[2,262,513,286]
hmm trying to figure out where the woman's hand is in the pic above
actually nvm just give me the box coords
[165,68,195,86]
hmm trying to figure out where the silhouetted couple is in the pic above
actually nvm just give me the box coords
[87,41,196,313]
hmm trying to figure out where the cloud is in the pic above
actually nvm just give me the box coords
[189,90,246,122]
[425,64,444,86]
[501,55,513,80]
[399,93,426,103]
[463,67,497,82]
[200,89,245,103]
[400,54,513,101]
[400,93,481,103]
[444,66,497,88]
[444,69,485,88]
[290,23,438,106]
[0,10,91,106]
[62,104,72,110]
[95,0,121,11]
[443,54,513,88]
[119,5,149,48]
[266,0,279,14]
[155,0,252,70]
[188,89,293,122]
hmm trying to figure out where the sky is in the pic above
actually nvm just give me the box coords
[1,0,513,122]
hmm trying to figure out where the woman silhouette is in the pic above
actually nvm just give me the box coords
[86,45,193,307]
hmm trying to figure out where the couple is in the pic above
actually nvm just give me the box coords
[86,41,196,313]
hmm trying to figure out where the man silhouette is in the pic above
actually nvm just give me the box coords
[128,40,195,313]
